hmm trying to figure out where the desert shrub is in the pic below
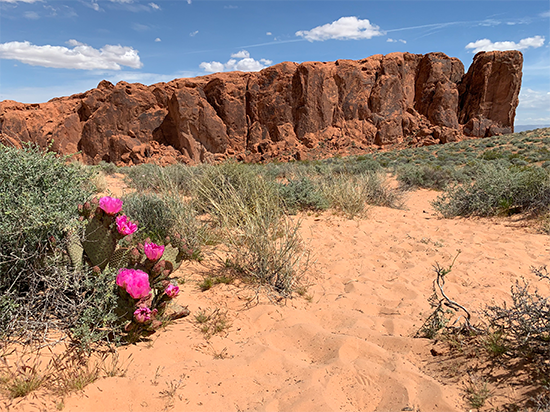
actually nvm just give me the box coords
[395,164,460,190]
[123,163,164,191]
[0,144,94,338]
[432,163,550,217]
[95,161,119,176]
[320,172,404,217]
[190,162,307,297]
[191,161,284,228]
[278,177,329,214]
[122,191,206,254]
[122,192,177,242]
[484,266,550,363]
[67,268,122,349]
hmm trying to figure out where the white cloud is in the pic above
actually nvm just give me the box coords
[133,23,150,31]
[0,40,143,70]
[190,30,198,37]
[266,32,272,36]
[186,0,191,4]
[540,10,550,18]
[154,37,161,42]
[199,61,225,73]
[200,50,272,73]
[148,2,160,10]
[387,38,406,44]
[465,35,545,53]
[0,0,42,3]
[24,10,39,19]
[515,88,550,125]
[81,1,100,11]
[230,50,249,59]
[295,16,383,41]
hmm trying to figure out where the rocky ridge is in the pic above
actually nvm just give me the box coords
[0,50,522,165]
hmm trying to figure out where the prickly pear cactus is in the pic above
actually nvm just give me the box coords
[107,247,130,272]
[83,215,117,270]
[66,229,84,271]
[161,244,184,271]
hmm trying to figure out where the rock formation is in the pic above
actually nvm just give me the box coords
[0,50,522,165]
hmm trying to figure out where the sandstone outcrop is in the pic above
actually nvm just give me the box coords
[0,50,522,165]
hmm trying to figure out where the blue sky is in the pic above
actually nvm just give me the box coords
[1,0,549,125]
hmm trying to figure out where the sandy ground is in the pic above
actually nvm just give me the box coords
[3,181,550,412]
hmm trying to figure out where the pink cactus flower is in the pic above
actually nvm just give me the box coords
[116,268,151,299]
[133,307,152,323]
[144,242,165,261]
[116,215,137,236]
[165,284,180,299]
[99,196,123,215]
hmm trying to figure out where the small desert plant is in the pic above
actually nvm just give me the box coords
[194,308,230,339]
[189,162,309,297]
[123,163,165,191]
[483,266,550,364]
[432,163,550,217]
[198,275,233,292]
[395,164,462,190]
[0,144,94,340]
[464,376,492,410]
[320,172,403,217]
[278,177,329,214]
[416,252,478,339]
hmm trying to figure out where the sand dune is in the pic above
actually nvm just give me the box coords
[4,188,549,412]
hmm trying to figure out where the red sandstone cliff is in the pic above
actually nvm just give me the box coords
[0,50,522,165]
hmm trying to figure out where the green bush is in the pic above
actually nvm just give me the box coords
[432,163,550,217]
[0,144,93,291]
[278,177,329,214]
[396,164,460,190]
[190,162,307,296]
[320,172,403,218]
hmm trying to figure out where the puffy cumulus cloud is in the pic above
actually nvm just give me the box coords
[0,39,143,70]
[516,88,550,125]
[200,50,272,73]
[199,61,225,73]
[465,35,545,53]
[296,16,383,41]
[154,37,161,42]
[148,2,160,10]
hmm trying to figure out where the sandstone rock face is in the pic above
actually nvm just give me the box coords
[0,51,523,165]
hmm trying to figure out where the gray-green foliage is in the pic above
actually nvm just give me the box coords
[189,162,307,296]
[278,177,329,214]
[320,172,404,218]
[396,164,465,190]
[0,144,93,291]
[432,163,550,217]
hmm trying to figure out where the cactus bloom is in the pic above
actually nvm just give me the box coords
[99,196,123,215]
[116,268,151,299]
[144,242,165,261]
[165,284,180,299]
[116,215,137,236]
[133,307,152,323]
